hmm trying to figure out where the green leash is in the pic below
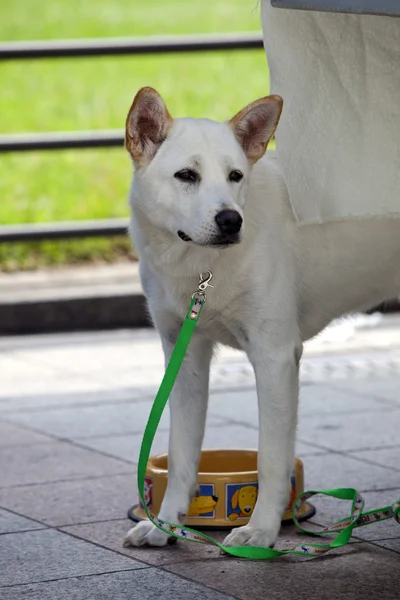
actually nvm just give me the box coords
[136,274,400,559]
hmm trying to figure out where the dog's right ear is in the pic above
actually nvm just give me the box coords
[125,87,173,165]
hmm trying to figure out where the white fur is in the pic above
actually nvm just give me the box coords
[124,111,400,550]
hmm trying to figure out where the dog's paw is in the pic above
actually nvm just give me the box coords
[221,525,277,549]
[123,521,170,548]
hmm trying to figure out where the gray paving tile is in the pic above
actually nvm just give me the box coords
[0,568,234,600]
[298,383,395,416]
[0,348,111,401]
[0,441,133,488]
[298,408,400,451]
[350,447,400,471]
[0,508,45,534]
[304,452,400,492]
[76,424,321,464]
[5,401,224,442]
[0,387,147,413]
[0,528,144,587]
[206,389,260,426]
[332,377,400,404]
[0,328,148,354]
[0,354,58,382]
[207,385,389,431]
[76,423,256,464]
[0,421,54,447]
[61,519,226,566]
[4,401,170,439]
[76,429,170,462]
[199,422,259,451]
[3,337,167,395]
[299,353,400,383]
[0,375,113,404]
[295,441,328,457]
[371,537,400,553]
[13,335,164,374]
[166,543,400,600]
[0,473,136,526]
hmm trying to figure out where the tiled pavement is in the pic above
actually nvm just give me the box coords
[0,315,399,599]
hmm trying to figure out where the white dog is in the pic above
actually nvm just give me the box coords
[123,87,400,550]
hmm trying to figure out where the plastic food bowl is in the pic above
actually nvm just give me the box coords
[128,449,315,530]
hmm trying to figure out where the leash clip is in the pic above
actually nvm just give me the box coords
[191,271,214,303]
[198,271,214,293]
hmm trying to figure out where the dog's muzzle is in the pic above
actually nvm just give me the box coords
[177,229,240,247]
[177,231,192,242]
[178,210,243,248]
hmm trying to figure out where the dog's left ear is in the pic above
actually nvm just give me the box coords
[231,489,240,509]
[125,87,173,165]
[228,95,283,163]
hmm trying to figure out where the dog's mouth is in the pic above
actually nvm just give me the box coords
[177,230,193,242]
[177,230,239,248]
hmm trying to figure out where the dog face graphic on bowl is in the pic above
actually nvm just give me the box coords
[228,485,258,521]
[188,494,218,517]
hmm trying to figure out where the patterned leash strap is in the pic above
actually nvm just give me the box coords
[136,275,400,560]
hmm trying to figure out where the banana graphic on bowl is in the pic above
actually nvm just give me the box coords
[188,494,218,516]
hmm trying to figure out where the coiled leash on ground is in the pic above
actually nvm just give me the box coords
[136,272,400,559]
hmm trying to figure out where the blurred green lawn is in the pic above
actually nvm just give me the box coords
[0,0,269,270]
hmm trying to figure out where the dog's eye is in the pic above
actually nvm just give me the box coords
[174,169,199,183]
[229,170,243,183]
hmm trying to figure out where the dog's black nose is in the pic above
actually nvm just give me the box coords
[215,210,243,235]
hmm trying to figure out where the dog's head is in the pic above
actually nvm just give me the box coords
[231,485,258,515]
[126,87,282,248]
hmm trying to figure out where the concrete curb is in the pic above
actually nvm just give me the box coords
[0,263,398,335]
[0,263,151,335]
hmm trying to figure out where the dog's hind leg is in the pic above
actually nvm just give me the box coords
[223,322,301,549]
[124,326,213,548]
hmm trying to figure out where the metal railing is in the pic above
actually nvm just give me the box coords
[0,32,263,61]
[0,31,263,242]
[0,130,125,153]
[0,219,129,243]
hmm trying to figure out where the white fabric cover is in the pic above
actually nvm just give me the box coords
[261,2,400,224]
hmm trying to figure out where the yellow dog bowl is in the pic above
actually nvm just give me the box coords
[128,449,315,530]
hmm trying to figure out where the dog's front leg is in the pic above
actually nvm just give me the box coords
[124,327,213,548]
[223,327,301,549]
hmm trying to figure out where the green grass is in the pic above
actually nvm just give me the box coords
[0,0,269,271]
